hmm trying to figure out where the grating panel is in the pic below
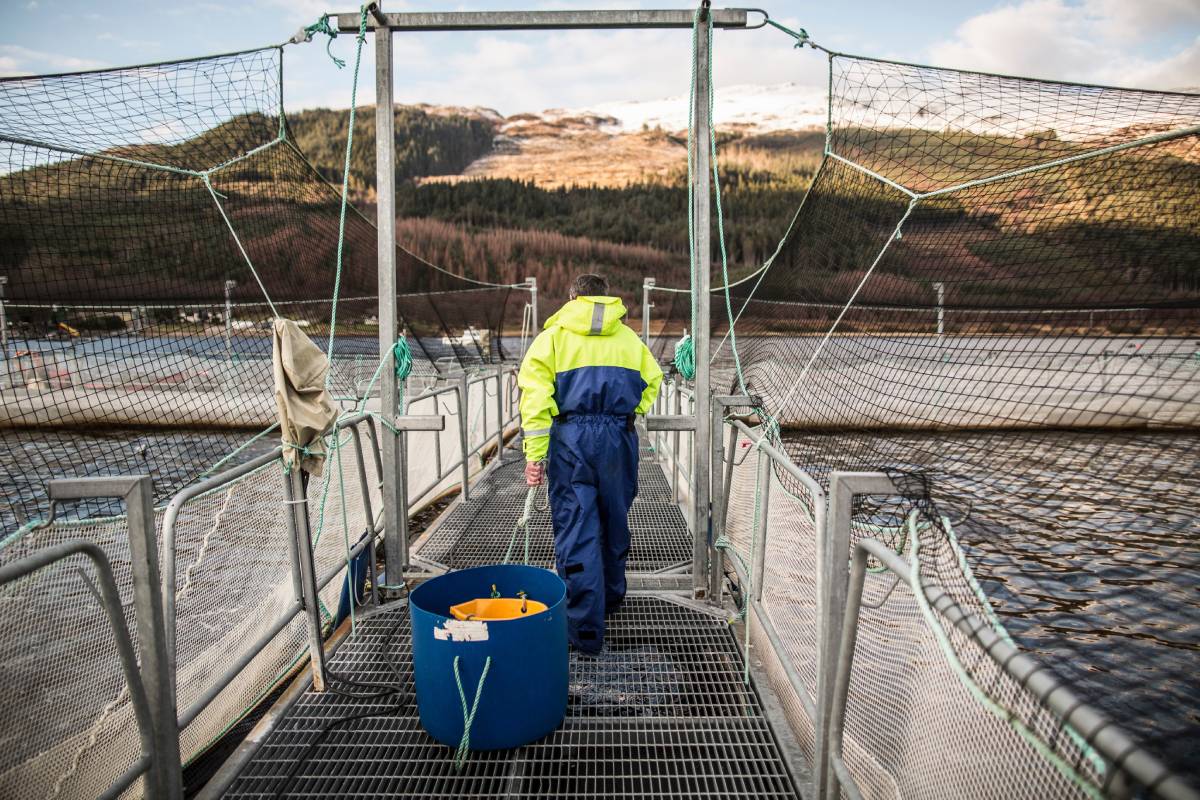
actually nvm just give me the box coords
[415,457,689,571]
[225,597,800,799]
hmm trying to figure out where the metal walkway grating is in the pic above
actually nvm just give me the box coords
[224,597,800,799]
[415,452,690,571]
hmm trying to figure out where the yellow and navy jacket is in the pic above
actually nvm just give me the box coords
[518,296,664,462]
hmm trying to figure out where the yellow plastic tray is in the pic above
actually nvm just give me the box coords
[450,596,548,621]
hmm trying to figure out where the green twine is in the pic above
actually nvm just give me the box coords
[700,11,750,398]
[764,18,810,48]
[324,4,369,384]
[503,483,541,565]
[673,333,696,380]
[392,336,413,381]
[453,655,493,769]
[304,14,349,68]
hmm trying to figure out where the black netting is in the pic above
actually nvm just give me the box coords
[0,48,524,526]
[711,53,1199,787]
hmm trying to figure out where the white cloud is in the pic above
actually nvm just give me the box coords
[928,0,1200,90]
[0,44,105,76]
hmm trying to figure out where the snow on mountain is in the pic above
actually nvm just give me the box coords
[583,82,827,134]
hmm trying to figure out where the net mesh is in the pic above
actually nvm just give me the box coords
[0,43,525,799]
[707,52,1199,796]
[0,386,511,800]
[0,541,146,800]
[0,47,527,528]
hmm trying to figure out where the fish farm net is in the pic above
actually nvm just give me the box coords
[0,46,526,527]
[705,53,1200,797]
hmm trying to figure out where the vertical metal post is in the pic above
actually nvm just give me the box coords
[286,470,327,692]
[493,365,505,458]
[124,477,183,799]
[374,12,408,587]
[671,381,682,503]
[690,7,713,598]
[278,470,304,605]
[752,447,771,602]
[707,401,725,602]
[349,426,379,606]
[526,276,539,331]
[815,472,885,799]
[641,277,655,344]
[47,477,183,798]
[933,281,944,341]
[457,373,471,501]
[721,421,737,528]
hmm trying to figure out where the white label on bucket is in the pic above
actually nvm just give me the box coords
[435,619,489,642]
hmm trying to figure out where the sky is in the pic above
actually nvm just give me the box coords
[1,0,1197,115]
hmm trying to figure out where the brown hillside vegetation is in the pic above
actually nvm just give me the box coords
[393,216,687,315]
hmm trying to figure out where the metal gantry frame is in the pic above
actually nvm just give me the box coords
[348,3,746,600]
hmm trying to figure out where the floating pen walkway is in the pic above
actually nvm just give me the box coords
[221,440,804,799]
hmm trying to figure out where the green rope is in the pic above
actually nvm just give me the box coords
[304,14,349,68]
[324,5,369,382]
[289,7,372,630]
[702,11,750,398]
[453,655,493,769]
[200,422,280,479]
[673,334,696,380]
[764,18,810,48]
[503,482,542,565]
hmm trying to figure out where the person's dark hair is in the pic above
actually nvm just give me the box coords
[571,273,609,298]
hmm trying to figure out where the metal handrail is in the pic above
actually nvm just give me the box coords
[0,541,158,800]
[830,535,1198,800]
[162,369,520,734]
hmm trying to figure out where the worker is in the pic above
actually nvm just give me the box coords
[518,273,663,653]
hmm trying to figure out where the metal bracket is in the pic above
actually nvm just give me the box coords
[391,414,445,431]
[337,8,749,31]
[646,414,697,431]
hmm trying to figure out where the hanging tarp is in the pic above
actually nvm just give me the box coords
[272,318,337,476]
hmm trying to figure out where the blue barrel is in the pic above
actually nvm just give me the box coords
[409,564,568,750]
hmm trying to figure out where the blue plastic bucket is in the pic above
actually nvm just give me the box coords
[409,564,568,750]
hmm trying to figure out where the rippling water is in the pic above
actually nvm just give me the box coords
[0,428,278,530]
[784,428,1200,782]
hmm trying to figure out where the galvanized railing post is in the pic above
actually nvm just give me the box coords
[753,447,772,603]
[372,2,408,597]
[708,396,757,604]
[671,381,682,503]
[526,276,538,331]
[284,469,327,693]
[348,424,379,606]
[0,541,159,800]
[494,365,505,458]
[457,372,471,501]
[642,277,655,344]
[46,477,183,799]
[816,471,894,800]
[708,401,726,603]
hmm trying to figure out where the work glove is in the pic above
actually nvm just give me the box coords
[524,461,545,486]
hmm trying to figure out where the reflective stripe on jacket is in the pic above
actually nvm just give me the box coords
[517,296,663,462]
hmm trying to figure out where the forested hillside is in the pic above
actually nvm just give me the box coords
[287,105,496,198]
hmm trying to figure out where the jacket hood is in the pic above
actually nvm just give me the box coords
[544,296,627,336]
